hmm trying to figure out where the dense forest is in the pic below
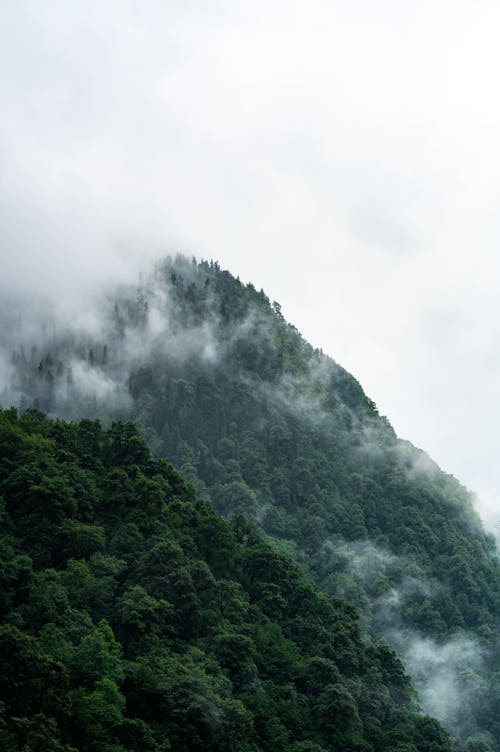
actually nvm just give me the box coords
[0,407,458,751]
[2,256,500,749]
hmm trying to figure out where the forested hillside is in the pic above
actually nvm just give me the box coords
[2,256,500,749]
[0,407,458,752]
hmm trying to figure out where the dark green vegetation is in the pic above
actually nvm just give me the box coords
[0,407,457,752]
[3,256,500,749]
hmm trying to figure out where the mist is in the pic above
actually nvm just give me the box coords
[3,1,500,536]
[3,3,500,748]
[2,252,499,747]
[322,538,494,745]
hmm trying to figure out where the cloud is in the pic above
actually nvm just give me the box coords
[402,633,486,734]
[0,259,228,419]
[64,358,132,413]
[2,0,500,531]
[323,537,490,742]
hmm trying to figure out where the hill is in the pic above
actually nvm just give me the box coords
[2,256,499,749]
[0,407,457,752]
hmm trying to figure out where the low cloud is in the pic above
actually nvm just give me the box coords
[402,633,486,734]
[322,537,490,742]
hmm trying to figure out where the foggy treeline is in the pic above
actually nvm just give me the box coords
[1,256,500,751]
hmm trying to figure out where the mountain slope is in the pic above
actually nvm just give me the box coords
[2,256,500,749]
[0,407,457,752]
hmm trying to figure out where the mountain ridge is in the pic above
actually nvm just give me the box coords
[1,255,499,749]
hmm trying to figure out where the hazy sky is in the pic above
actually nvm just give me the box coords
[2,1,500,532]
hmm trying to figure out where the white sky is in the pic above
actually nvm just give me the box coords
[2,0,500,533]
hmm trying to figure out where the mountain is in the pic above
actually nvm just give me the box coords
[0,408,455,752]
[2,255,500,750]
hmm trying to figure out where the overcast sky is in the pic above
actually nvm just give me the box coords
[2,0,500,533]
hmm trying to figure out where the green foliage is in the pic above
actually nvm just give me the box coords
[85,258,499,746]
[8,256,500,747]
[0,408,457,751]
